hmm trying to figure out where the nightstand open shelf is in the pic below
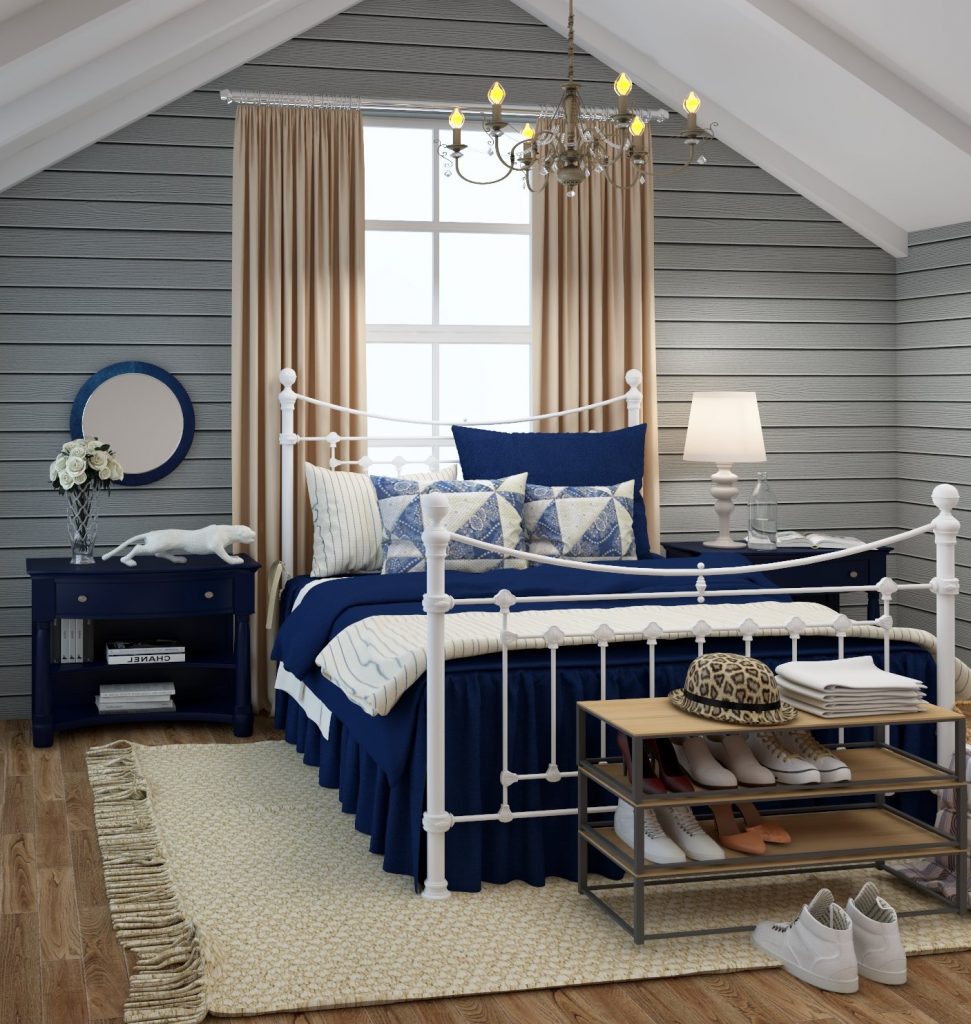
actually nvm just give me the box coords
[577,697,968,943]
[27,554,260,747]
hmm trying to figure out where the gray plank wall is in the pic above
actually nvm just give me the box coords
[0,0,900,716]
[894,222,971,667]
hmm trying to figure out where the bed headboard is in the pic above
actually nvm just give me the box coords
[277,367,644,579]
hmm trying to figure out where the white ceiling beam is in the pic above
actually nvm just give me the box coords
[0,0,357,194]
[0,0,201,115]
[729,0,971,159]
[513,0,909,256]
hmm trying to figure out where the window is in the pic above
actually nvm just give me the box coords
[363,120,531,473]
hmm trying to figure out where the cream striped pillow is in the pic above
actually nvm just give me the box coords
[304,462,458,577]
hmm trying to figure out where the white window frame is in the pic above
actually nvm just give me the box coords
[364,115,531,455]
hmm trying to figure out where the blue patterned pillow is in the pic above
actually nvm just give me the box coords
[373,472,528,574]
[523,480,636,561]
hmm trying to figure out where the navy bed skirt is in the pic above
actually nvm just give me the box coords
[276,638,940,892]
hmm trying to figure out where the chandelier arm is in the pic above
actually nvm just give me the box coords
[452,158,517,187]
[601,163,644,191]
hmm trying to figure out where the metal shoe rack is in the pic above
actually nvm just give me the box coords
[576,698,968,944]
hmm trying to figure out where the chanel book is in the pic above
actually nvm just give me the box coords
[106,640,185,664]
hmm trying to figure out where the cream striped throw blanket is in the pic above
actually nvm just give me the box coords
[314,599,971,717]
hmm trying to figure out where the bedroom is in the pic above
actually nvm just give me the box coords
[1,0,970,1021]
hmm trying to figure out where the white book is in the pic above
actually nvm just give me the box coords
[106,640,185,657]
[99,682,175,698]
[775,531,865,550]
[96,696,175,713]
[71,618,81,663]
[97,691,176,704]
[106,652,186,665]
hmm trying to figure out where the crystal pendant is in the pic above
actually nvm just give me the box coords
[747,472,779,549]
[66,483,98,564]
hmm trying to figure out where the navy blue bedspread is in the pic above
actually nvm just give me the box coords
[272,558,938,892]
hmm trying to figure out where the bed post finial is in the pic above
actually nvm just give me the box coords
[422,492,452,900]
[931,484,961,766]
[624,368,643,427]
[279,369,298,578]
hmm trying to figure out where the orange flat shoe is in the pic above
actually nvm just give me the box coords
[737,801,792,844]
[710,804,766,855]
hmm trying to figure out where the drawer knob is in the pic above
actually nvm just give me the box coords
[77,594,87,603]
[204,590,214,600]
[849,570,859,579]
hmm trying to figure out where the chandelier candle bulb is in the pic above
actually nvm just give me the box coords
[683,90,702,133]
[629,114,647,154]
[613,71,633,121]
[487,80,506,129]
[447,107,465,150]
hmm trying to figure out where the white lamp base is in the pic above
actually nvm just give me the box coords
[703,464,744,548]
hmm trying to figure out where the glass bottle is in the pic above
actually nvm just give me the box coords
[747,472,778,549]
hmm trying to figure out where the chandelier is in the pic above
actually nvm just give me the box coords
[439,0,714,196]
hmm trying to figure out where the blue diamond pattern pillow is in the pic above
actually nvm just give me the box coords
[373,472,528,574]
[524,481,637,561]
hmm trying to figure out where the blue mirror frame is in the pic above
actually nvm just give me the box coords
[70,361,195,486]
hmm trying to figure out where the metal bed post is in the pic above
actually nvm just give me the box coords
[932,484,961,767]
[278,368,298,579]
[422,492,453,900]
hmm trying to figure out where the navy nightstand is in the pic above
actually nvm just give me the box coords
[662,540,891,620]
[26,554,260,747]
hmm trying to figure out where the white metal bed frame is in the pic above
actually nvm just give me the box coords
[278,367,961,902]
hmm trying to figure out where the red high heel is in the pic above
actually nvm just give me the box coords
[617,734,668,795]
[647,738,695,793]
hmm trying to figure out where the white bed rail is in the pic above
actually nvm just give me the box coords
[419,485,961,900]
[277,367,643,582]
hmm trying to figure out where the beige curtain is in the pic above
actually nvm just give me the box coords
[531,120,661,552]
[232,105,366,709]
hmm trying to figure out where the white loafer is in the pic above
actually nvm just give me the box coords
[614,799,686,864]
[707,734,776,786]
[846,882,907,985]
[752,888,859,994]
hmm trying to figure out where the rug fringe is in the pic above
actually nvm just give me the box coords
[87,741,207,1024]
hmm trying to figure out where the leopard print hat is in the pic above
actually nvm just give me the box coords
[669,652,797,725]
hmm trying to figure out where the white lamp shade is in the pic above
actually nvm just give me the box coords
[682,391,767,464]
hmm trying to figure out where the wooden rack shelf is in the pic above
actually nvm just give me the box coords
[576,698,969,944]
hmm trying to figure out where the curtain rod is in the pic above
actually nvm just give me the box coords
[219,88,669,122]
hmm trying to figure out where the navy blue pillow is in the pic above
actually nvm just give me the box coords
[451,423,651,558]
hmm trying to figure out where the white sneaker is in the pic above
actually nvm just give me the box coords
[780,731,852,783]
[846,882,907,985]
[614,800,686,864]
[675,736,737,788]
[656,804,726,861]
[752,888,859,993]
[748,732,822,785]
[707,734,776,787]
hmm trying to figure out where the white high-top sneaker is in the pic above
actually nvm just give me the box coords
[613,799,686,864]
[752,888,859,993]
[655,804,726,861]
[846,882,907,985]
[748,732,821,785]
[780,731,852,783]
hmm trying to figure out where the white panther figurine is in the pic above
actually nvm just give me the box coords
[102,524,256,567]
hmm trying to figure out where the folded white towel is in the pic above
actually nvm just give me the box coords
[777,677,924,705]
[780,695,924,718]
[775,655,925,693]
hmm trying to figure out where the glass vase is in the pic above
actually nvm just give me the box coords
[747,471,778,549]
[66,483,98,565]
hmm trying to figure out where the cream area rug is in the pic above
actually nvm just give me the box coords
[87,740,971,1024]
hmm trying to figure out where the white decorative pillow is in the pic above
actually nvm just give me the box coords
[523,480,636,561]
[304,462,457,577]
[372,472,528,574]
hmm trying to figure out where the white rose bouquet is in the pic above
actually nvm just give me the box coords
[50,437,124,494]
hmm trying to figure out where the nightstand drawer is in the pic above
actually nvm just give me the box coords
[55,577,234,617]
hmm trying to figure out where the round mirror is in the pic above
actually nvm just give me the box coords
[70,362,195,485]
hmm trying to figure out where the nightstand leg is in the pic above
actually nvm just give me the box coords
[233,614,253,737]
[32,620,53,748]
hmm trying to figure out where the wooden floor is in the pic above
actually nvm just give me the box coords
[2,717,970,1024]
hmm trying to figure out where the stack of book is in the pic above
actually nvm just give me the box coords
[96,682,176,714]
[106,640,185,665]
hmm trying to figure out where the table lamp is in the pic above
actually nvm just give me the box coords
[682,391,766,548]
